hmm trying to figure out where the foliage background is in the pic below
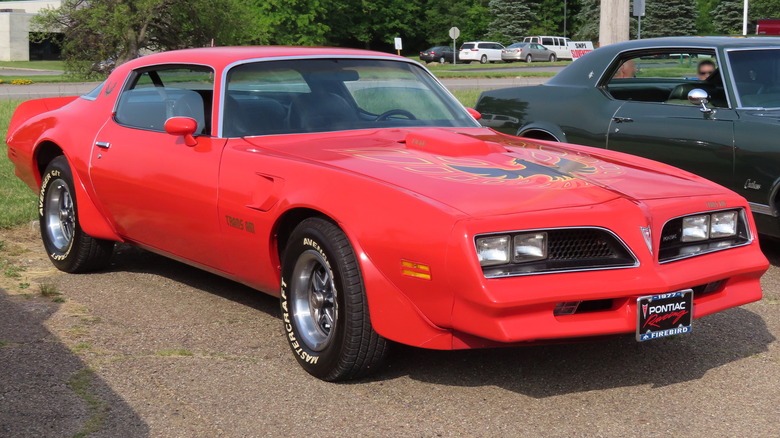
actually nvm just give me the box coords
[8,0,780,75]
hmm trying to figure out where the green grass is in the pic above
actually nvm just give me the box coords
[39,283,60,297]
[67,369,108,438]
[450,89,487,108]
[155,349,195,357]
[0,60,65,71]
[0,99,37,228]
[0,75,73,83]
[433,70,557,79]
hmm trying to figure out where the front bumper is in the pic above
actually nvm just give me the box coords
[444,198,768,348]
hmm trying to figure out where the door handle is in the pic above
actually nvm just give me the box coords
[95,141,111,149]
[612,116,633,123]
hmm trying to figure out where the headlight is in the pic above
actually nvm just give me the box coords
[710,211,738,238]
[681,214,710,242]
[476,235,510,266]
[513,232,547,262]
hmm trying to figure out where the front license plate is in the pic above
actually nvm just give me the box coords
[636,290,693,342]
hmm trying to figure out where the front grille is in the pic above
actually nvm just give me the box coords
[481,227,637,278]
[548,228,618,260]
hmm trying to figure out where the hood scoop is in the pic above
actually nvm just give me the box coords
[403,129,506,156]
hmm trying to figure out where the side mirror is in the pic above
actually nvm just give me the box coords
[164,117,198,146]
[687,88,713,114]
[466,107,482,120]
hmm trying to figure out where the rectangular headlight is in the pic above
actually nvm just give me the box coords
[682,215,710,242]
[710,211,738,238]
[476,235,510,267]
[513,232,548,262]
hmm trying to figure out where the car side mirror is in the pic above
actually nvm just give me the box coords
[466,107,482,120]
[164,117,198,146]
[687,88,713,114]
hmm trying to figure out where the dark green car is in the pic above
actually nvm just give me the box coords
[475,37,780,237]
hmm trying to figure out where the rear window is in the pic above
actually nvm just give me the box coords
[461,43,475,50]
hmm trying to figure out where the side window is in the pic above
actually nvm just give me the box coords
[603,50,727,107]
[542,37,554,46]
[115,66,214,134]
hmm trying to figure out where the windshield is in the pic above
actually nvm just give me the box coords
[223,58,478,137]
[729,48,780,108]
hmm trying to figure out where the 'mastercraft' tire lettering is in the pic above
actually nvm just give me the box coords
[280,278,319,364]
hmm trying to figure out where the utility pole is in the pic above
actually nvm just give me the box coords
[599,0,630,47]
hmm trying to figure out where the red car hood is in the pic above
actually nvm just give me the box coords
[244,127,724,217]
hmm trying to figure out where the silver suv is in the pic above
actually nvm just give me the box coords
[458,41,505,64]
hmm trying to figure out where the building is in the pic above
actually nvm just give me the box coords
[0,1,62,61]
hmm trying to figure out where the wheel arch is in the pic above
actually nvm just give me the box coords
[271,205,453,349]
[518,124,566,142]
[35,141,121,242]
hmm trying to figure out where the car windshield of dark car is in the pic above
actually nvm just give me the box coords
[729,49,780,108]
[223,58,478,137]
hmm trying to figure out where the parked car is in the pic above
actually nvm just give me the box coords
[6,46,768,382]
[502,42,557,62]
[458,41,505,64]
[419,45,456,64]
[476,36,780,238]
[523,36,572,60]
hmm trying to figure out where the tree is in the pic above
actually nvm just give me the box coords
[712,0,743,34]
[33,0,259,76]
[322,0,423,50]
[573,0,599,41]
[696,0,718,34]
[421,0,490,45]
[252,0,329,45]
[641,0,698,38]
[487,0,534,42]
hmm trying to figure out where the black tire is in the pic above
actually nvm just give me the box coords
[439,56,446,64]
[549,54,556,62]
[39,156,114,273]
[480,55,488,64]
[526,55,533,63]
[280,217,388,381]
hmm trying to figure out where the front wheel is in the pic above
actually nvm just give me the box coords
[39,156,114,273]
[549,54,556,62]
[280,217,388,381]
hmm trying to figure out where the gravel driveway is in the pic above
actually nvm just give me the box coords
[1,224,778,437]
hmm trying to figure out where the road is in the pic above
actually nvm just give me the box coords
[0,224,778,437]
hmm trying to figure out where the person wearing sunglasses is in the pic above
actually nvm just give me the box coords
[698,59,716,79]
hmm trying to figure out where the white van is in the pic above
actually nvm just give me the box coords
[458,41,505,64]
[522,36,572,60]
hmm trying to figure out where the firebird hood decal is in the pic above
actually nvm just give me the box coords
[244,128,723,217]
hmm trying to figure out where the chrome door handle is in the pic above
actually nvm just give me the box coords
[612,116,633,123]
[95,141,111,149]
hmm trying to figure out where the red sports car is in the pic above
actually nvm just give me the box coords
[5,47,768,381]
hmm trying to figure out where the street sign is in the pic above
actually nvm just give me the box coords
[633,0,645,17]
[394,37,403,50]
[449,27,460,40]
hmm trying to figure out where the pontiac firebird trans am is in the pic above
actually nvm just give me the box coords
[5,47,769,381]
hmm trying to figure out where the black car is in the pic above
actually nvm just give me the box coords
[419,46,456,64]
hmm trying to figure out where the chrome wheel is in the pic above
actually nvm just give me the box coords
[290,249,338,351]
[44,178,75,252]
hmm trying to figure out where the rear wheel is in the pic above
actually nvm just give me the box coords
[480,55,488,64]
[439,56,446,64]
[526,55,533,63]
[39,156,113,273]
[280,217,388,381]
